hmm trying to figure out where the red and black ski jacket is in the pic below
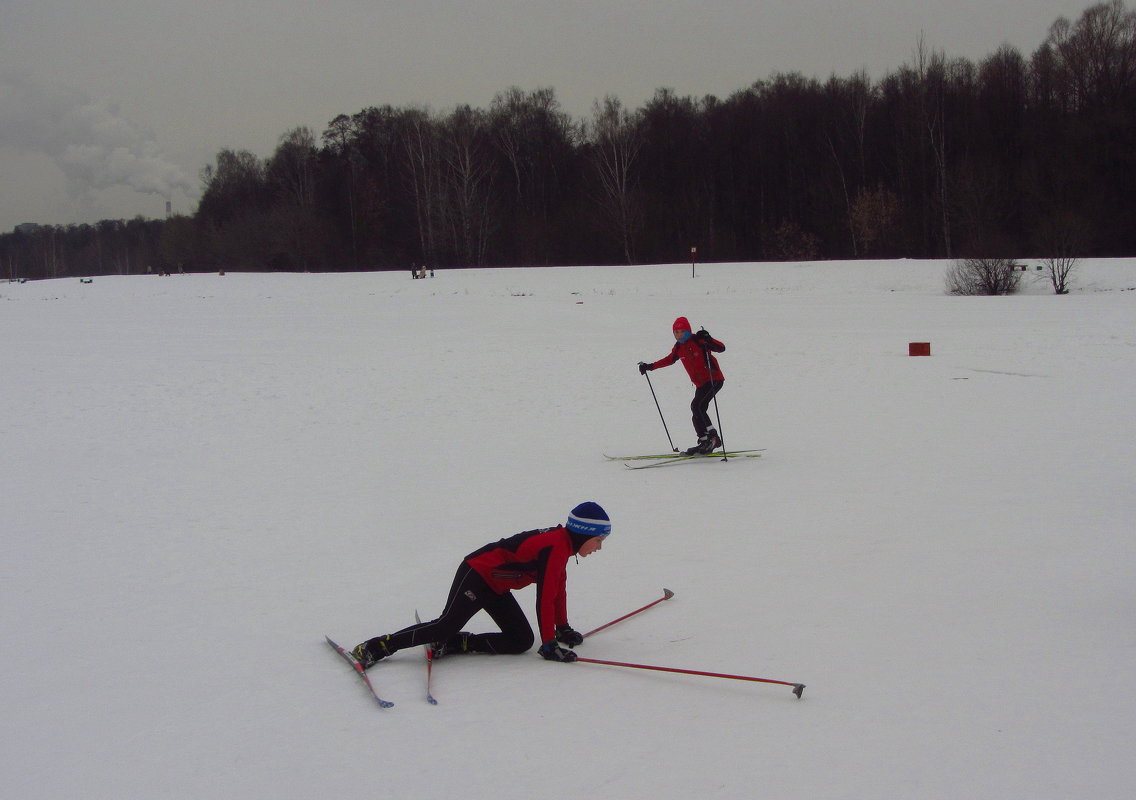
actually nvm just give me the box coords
[464,526,574,644]
[648,333,725,387]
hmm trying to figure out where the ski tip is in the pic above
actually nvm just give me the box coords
[663,588,675,600]
[793,684,805,699]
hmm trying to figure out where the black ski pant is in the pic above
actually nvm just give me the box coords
[373,562,534,657]
[691,379,724,435]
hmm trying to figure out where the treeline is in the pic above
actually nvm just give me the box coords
[4,1,1134,280]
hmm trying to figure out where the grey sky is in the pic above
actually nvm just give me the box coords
[0,0,1098,232]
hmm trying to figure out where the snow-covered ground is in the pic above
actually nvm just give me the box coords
[3,259,1134,799]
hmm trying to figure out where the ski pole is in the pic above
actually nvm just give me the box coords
[576,657,805,698]
[700,332,727,460]
[642,369,678,452]
[583,588,674,639]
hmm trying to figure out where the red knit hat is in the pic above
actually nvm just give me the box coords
[672,316,691,334]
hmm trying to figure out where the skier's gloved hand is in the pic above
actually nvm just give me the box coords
[555,623,584,648]
[696,330,713,342]
[539,640,578,662]
[638,361,652,374]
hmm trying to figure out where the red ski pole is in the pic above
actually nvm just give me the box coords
[583,589,675,639]
[576,656,805,698]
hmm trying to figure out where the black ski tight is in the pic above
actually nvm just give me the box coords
[377,563,534,656]
[691,380,724,434]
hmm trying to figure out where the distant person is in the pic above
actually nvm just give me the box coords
[638,316,726,455]
[349,501,611,668]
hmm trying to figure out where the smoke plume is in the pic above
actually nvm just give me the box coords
[0,73,195,205]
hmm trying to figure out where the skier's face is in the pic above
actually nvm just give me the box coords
[674,328,688,340]
[578,536,604,557]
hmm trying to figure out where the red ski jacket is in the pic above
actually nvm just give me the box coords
[648,333,725,387]
[464,526,573,644]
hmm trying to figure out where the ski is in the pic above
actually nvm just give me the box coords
[605,449,764,461]
[325,635,394,709]
[624,451,762,469]
[415,611,438,705]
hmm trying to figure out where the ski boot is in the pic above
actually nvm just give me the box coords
[684,433,710,456]
[432,632,471,660]
[702,428,722,453]
[351,635,392,669]
[685,429,722,455]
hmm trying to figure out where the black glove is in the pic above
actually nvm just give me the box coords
[695,330,712,343]
[555,623,584,648]
[539,640,578,662]
[638,361,652,374]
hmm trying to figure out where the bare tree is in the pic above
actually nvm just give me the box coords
[1045,0,1136,112]
[823,71,874,255]
[490,87,570,216]
[268,127,317,209]
[159,214,197,271]
[945,257,1022,295]
[198,149,267,223]
[1041,253,1081,295]
[587,96,644,264]
[322,115,362,264]
[489,87,579,262]
[400,108,444,265]
[915,37,954,258]
[1036,211,1089,294]
[263,128,325,270]
[440,105,497,265]
[849,185,900,256]
[768,218,820,261]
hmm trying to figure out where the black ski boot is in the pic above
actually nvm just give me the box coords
[684,433,710,456]
[351,635,392,669]
[432,632,471,660]
[685,429,721,455]
[702,428,722,453]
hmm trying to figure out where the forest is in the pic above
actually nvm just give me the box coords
[3,0,1134,280]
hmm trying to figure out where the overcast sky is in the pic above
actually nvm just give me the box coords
[0,0,1099,232]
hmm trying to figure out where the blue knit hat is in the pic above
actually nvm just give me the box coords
[566,501,611,538]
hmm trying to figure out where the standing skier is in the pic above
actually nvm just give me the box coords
[350,502,611,668]
[638,316,726,455]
